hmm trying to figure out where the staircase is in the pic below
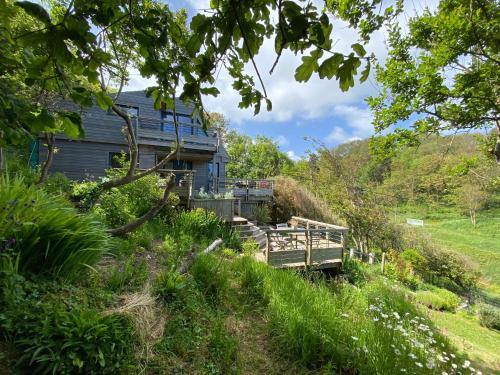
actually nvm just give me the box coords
[231,217,267,250]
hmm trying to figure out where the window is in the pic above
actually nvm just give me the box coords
[208,161,214,176]
[216,162,220,178]
[114,104,139,117]
[108,152,130,168]
[172,160,193,170]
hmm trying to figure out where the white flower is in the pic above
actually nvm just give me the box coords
[463,360,471,368]
[393,312,401,319]
[452,363,457,369]
[400,369,406,372]
[426,359,436,369]
[342,313,349,318]
[450,353,456,359]
[373,317,379,322]
[477,370,482,375]
[363,345,368,353]
[394,349,401,356]
[416,362,423,368]
[437,355,446,363]
[470,368,475,373]
[381,313,389,319]
[409,353,417,360]
[442,372,448,375]
[351,336,359,341]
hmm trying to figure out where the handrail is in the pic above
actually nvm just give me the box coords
[290,216,348,231]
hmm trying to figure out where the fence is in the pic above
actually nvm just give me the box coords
[190,198,235,221]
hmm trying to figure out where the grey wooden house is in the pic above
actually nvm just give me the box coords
[35,90,229,197]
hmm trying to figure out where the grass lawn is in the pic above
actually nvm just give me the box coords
[395,206,500,296]
[427,309,500,374]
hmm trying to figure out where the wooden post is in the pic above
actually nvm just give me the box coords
[368,252,374,265]
[349,248,355,259]
[306,230,312,267]
[381,252,386,274]
[237,199,241,217]
[265,231,270,263]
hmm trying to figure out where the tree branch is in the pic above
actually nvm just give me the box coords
[37,133,55,185]
[108,174,176,236]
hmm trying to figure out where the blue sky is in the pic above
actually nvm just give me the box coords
[127,0,435,161]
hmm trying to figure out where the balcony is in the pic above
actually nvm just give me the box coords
[136,116,219,151]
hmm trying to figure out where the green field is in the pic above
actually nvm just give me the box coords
[396,206,500,296]
[427,309,500,373]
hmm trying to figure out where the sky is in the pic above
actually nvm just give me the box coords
[126,0,436,161]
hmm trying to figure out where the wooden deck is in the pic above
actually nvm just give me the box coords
[262,217,348,270]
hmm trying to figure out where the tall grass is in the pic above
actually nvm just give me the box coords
[0,176,110,281]
[232,256,475,374]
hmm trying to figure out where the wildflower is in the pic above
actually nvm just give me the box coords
[381,313,389,319]
[477,370,482,375]
[400,369,406,372]
[437,355,446,362]
[463,360,470,368]
[393,312,401,319]
[363,345,368,353]
[409,353,417,360]
[342,313,349,318]
[387,323,393,329]
[394,349,401,356]
[442,372,448,375]
[450,353,455,359]
[373,317,379,322]
[470,367,475,373]
[351,336,359,341]
[452,363,457,369]
[416,362,423,368]
[426,358,436,369]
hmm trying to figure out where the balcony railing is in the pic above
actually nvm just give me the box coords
[135,116,219,150]
[215,178,274,200]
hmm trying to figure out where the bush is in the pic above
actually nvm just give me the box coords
[478,304,500,330]
[272,176,339,224]
[413,286,461,312]
[42,172,73,196]
[0,176,110,281]
[385,250,422,290]
[342,257,368,285]
[252,204,271,224]
[153,267,187,303]
[0,275,134,374]
[241,239,259,256]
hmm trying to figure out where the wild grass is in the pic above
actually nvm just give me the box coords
[0,175,110,281]
[232,255,476,374]
[272,176,340,224]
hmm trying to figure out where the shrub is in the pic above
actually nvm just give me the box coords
[153,267,187,304]
[241,239,259,256]
[385,250,422,290]
[272,176,339,224]
[42,172,73,196]
[342,257,368,285]
[0,176,110,281]
[252,204,271,224]
[0,275,135,374]
[413,286,461,312]
[478,304,500,330]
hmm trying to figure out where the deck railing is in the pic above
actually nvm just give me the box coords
[150,169,195,200]
[265,217,348,269]
[215,178,274,200]
[136,116,219,150]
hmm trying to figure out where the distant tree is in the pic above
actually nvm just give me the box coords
[454,183,488,226]
[368,0,500,163]
[225,131,292,179]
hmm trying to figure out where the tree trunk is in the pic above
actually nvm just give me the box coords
[37,133,55,185]
[108,174,176,236]
[494,120,500,164]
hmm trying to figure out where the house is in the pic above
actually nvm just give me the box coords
[33,90,230,199]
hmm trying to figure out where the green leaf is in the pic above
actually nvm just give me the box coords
[200,87,220,97]
[337,57,361,92]
[265,98,272,111]
[351,43,366,57]
[95,91,113,111]
[360,61,370,83]
[31,109,56,133]
[318,53,343,79]
[61,114,84,139]
[294,50,323,82]
[15,1,51,25]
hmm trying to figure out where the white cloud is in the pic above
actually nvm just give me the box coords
[286,150,301,161]
[325,105,374,145]
[276,135,289,146]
